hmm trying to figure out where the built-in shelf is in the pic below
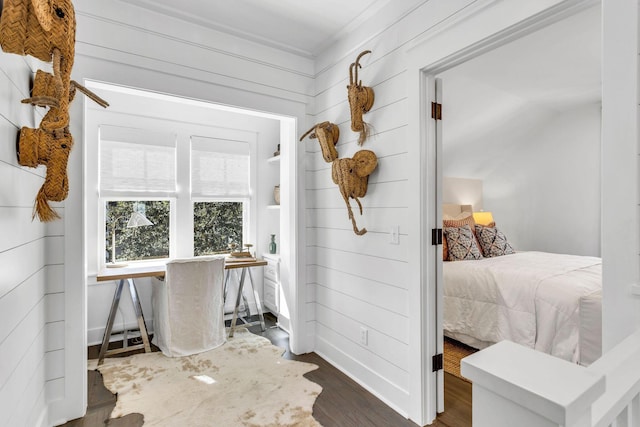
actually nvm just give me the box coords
[267,205,281,209]
[267,155,280,163]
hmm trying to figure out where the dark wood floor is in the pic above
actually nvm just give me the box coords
[60,315,471,426]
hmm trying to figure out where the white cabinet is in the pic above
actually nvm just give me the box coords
[262,254,280,314]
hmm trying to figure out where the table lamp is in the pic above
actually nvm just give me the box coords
[472,211,494,226]
[108,210,154,268]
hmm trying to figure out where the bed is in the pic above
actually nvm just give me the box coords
[442,204,602,366]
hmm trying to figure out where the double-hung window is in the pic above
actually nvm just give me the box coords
[191,136,251,256]
[98,125,252,267]
[99,125,176,265]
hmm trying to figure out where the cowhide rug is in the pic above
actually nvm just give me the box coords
[89,328,322,426]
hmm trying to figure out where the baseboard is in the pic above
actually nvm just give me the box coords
[88,300,265,346]
[88,321,151,346]
[314,336,410,419]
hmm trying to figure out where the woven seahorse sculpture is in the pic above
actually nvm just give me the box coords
[0,0,108,221]
[347,50,374,146]
[300,123,378,235]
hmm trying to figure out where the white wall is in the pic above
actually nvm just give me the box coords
[444,103,602,256]
[45,0,313,423]
[4,0,637,425]
[437,4,602,257]
[308,0,491,419]
[601,0,640,351]
[0,54,63,426]
[484,104,601,256]
[311,0,586,423]
[442,177,484,210]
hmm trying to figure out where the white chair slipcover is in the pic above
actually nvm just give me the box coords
[152,256,226,357]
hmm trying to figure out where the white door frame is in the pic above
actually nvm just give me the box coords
[405,0,601,424]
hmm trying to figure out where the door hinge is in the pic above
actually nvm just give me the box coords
[432,353,443,372]
[431,228,442,246]
[431,102,442,120]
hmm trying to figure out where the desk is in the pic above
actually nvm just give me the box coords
[96,259,267,364]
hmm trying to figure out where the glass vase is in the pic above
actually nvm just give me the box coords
[269,234,277,254]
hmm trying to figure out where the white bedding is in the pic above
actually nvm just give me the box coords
[443,251,601,364]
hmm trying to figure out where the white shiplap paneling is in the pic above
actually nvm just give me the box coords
[306,0,482,418]
[0,34,57,427]
[74,4,313,415]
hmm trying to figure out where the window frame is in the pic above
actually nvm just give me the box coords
[92,128,257,271]
[98,196,177,267]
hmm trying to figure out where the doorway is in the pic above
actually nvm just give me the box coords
[425,2,602,421]
[82,81,306,367]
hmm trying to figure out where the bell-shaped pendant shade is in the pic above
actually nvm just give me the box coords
[126,211,154,228]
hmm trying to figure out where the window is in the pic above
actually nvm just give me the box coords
[193,201,244,255]
[97,125,252,266]
[105,200,170,263]
[99,125,177,265]
[191,136,251,256]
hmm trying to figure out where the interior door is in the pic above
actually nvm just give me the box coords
[434,76,445,413]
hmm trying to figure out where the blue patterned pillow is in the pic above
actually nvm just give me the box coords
[444,225,483,261]
[475,225,515,257]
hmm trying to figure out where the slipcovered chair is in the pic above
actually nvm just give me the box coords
[152,256,226,357]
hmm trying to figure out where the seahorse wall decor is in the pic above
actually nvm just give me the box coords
[299,49,379,236]
[0,0,109,221]
[300,121,378,236]
[347,50,374,146]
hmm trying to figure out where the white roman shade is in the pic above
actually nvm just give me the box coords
[99,125,177,196]
[191,136,250,198]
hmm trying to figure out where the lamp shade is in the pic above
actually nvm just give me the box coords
[127,211,154,228]
[473,211,494,225]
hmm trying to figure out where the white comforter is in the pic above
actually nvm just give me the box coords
[443,251,601,363]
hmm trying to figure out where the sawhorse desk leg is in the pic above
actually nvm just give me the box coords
[98,278,151,365]
[229,267,266,337]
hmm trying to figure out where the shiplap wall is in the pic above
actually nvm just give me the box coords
[5,0,638,424]
[306,0,581,419]
[306,0,483,415]
[0,53,63,425]
[48,0,312,423]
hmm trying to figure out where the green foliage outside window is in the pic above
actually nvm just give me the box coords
[105,200,244,263]
[105,201,170,263]
[194,201,244,256]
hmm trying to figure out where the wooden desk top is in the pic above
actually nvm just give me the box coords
[97,258,267,281]
[224,259,267,270]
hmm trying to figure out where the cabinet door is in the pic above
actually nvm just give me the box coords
[263,278,279,314]
[264,260,279,282]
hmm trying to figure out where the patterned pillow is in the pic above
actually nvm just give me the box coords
[475,225,515,257]
[442,235,448,261]
[443,213,477,261]
[444,225,483,261]
[443,212,475,229]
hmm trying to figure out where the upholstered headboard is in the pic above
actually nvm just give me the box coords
[443,177,483,211]
[443,203,472,218]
